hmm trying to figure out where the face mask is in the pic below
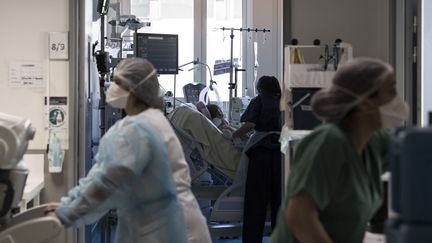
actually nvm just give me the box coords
[212,117,222,127]
[106,83,129,109]
[106,69,157,109]
[379,96,409,128]
[333,84,409,127]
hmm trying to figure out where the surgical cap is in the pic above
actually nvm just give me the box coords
[114,58,164,109]
[311,57,393,122]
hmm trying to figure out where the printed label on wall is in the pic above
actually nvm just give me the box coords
[49,32,69,60]
[9,61,45,88]
[45,96,68,130]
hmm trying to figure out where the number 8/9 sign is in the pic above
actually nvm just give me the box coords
[49,32,69,60]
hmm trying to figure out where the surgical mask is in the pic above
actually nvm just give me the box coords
[333,84,409,128]
[106,69,157,109]
[106,83,129,108]
[212,117,223,127]
[379,96,409,128]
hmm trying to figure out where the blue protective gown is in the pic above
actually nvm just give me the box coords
[56,115,187,243]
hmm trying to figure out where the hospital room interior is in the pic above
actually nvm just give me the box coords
[1,0,432,242]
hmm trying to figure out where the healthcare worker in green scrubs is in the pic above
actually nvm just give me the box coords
[270,57,409,243]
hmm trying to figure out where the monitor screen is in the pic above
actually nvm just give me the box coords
[134,33,178,75]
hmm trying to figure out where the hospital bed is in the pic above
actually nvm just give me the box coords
[168,105,242,180]
[168,105,248,236]
[170,106,315,237]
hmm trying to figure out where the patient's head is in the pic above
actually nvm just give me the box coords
[206,104,224,119]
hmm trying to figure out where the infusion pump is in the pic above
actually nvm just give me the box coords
[230,96,251,128]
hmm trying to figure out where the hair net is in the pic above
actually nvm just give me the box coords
[311,57,393,122]
[114,58,164,109]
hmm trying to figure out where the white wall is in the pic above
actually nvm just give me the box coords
[0,1,73,242]
[290,0,391,60]
[0,0,69,150]
[252,0,283,77]
[243,0,391,96]
[244,0,284,95]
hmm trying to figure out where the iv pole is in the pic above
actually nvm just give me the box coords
[174,58,199,108]
[174,58,214,107]
[219,27,270,120]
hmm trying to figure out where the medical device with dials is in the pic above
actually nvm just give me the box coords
[0,112,62,243]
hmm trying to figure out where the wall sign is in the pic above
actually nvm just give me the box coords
[45,96,68,130]
[49,32,69,60]
[9,61,45,88]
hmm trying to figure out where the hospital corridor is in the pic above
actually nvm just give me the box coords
[1,0,432,243]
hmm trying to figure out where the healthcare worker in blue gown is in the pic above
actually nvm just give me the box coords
[45,58,188,243]
[271,58,410,243]
[106,57,211,243]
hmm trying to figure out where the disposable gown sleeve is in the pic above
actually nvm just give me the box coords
[56,123,152,227]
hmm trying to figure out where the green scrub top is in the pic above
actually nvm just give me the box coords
[271,123,389,243]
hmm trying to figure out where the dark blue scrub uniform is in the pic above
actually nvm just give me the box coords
[241,93,282,243]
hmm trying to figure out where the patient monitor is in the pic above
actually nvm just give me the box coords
[0,112,62,243]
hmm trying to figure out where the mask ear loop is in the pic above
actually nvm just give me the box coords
[129,69,157,93]
[131,69,159,108]
[331,82,384,116]
[331,68,392,103]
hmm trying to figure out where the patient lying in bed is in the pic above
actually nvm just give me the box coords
[206,104,237,138]
[168,105,243,179]
[196,103,249,147]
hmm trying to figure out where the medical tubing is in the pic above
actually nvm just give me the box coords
[218,27,270,119]
[199,85,222,106]
[159,84,188,107]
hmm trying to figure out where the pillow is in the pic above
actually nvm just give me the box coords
[196,101,212,120]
